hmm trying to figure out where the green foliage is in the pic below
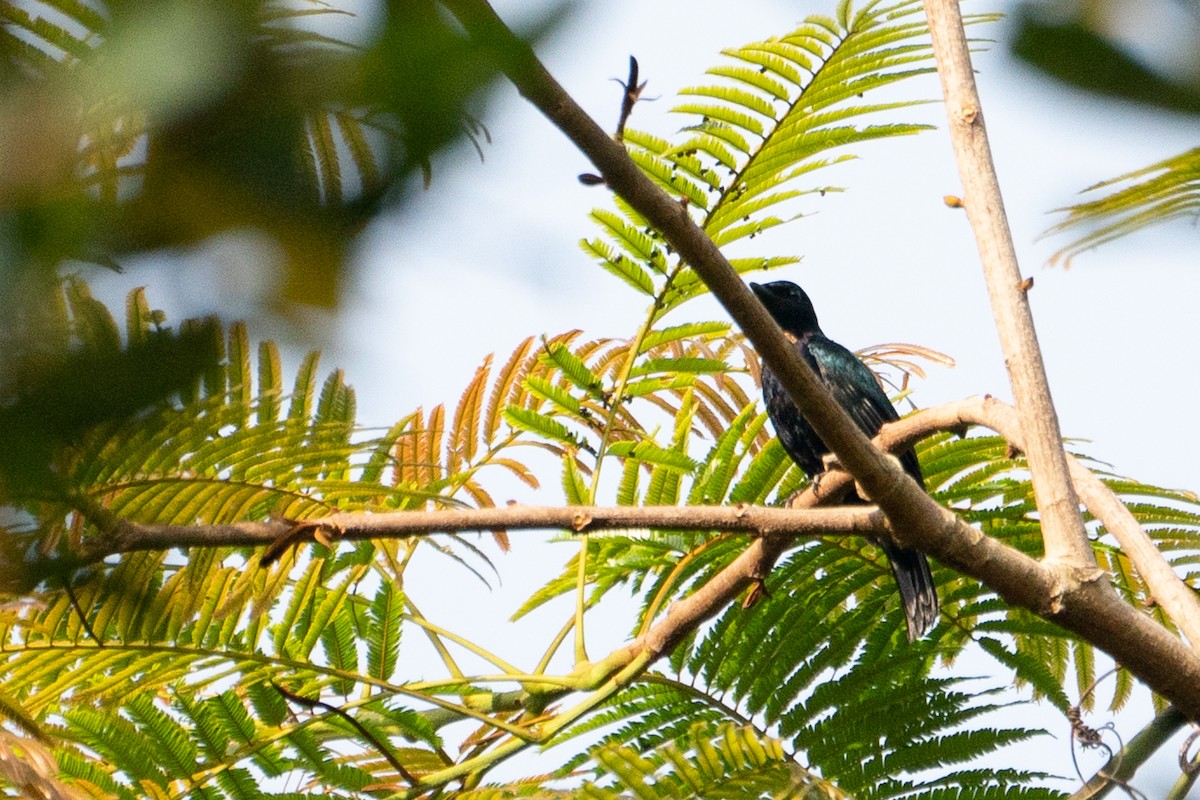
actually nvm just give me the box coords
[538,427,1111,799]
[579,722,837,800]
[579,0,1000,320]
[1046,148,1200,266]
[0,282,553,796]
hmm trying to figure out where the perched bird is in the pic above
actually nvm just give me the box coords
[749,280,939,640]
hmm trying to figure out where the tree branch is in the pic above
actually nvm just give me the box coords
[406,393,1200,784]
[796,397,1200,663]
[90,504,887,558]
[102,396,1199,654]
[82,391,1200,793]
[922,0,1093,568]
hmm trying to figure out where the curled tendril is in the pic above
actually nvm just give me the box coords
[1178,727,1200,776]
[1068,667,1148,800]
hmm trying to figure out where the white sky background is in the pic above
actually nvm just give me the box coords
[90,0,1200,793]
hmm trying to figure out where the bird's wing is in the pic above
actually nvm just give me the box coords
[761,355,826,476]
[806,336,925,488]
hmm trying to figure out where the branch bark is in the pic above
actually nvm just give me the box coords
[91,504,886,557]
[922,0,1093,569]
[945,399,1200,649]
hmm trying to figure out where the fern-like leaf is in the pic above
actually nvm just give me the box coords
[1046,147,1200,266]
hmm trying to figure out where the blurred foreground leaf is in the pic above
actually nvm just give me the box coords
[1011,3,1200,115]
[0,0,563,308]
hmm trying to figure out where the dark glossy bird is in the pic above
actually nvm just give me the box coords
[750,280,939,640]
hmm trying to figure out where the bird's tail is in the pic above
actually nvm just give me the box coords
[880,541,939,641]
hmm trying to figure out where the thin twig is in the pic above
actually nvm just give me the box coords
[272,681,419,786]
[613,55,645,141]
[1065,707,1182,800]
[1168,726,1200,800]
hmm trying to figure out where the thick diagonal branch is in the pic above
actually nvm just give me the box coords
[922,0,1092,568]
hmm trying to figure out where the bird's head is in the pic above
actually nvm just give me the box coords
[749,281,821,337]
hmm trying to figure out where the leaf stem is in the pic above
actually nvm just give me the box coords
[403,595,465,679]
[403,604,523,676]
[534,615,576,674]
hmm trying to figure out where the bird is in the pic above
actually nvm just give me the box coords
[749,280,939,641]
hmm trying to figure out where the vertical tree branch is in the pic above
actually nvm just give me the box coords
[922,0,1094,568]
